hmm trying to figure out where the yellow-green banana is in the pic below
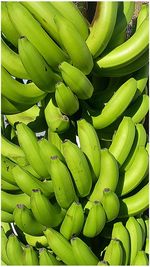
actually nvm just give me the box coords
[1,156,18,185]
[1,227,10,265]
[132,250,149,265]
[1,95,31,115]
[136,3,149,30]
[101,189,120,222]
[1,179,20,192]
[103,238,123,265]
[39,248,62,265]
[23,245,39,265]
[133,63,149,101]
[24,233,49,248]
[6,234,24,265]
[137,217,147,247]
[1,210,14,223]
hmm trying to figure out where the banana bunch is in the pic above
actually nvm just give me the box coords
[1,1,149,266]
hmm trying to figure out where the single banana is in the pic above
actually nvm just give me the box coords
[1,178,20,192]
[145,218,149,239]
[112,221,130,265]
[24,233,49,248]
[1,156,18,185]
[86,2,118,57]
[136,3,149,30]
[44,228,77,265]
[48,129,63,152]
[54,13,93,75]
[103,238,123,265]
[95,17,149,71]
[83,201,106,238]
[86,149,119,208]
[23,164,41,180]
[1,190,30,213]
[132,250,149,265]
[126,216,143,264]
[1,2,20,47]
[145,238,149,254]
[1,95,31,115]
[91,78,137,129]
[30,189,65,228]
[62,139,92,197]
[6,233,24,265]
[137,217,147,248]
[7,2,68,68]
[48,156,77,209]
[39,248,62,265]
[71,236,99,265]
[55,82,79,116]
[44,97,70,133]
[121,123,147,172]
[1,210,14,223]
[13,204,46,236]
[133,63,149,101]
[59,61,94,100]
[18,36,62,92]
[77,118,101,182]
[1,38,29,79]
[109,116,135,166]
[16,122,49,178]
[22,245,39,265]
[1,227,10,265]
[119,183,149,217]
[2,67,46,106]
[116,146,148,196]
[101,188,120,222]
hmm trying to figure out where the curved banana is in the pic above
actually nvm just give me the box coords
[133,63,149,101]
[59,61,94,100]
[1,179,20,192]
[7,2,68,68]
[2,67,46,106]
[23,245,39,265]
[119,183,149,217]
[24,233,49,248]
[116,146,148,196]
[60,201,84,240]
[48,129,63,152]
[83,201,106,238]
[124,94,149,124]
[145,238,149,254]
[86,149,119,208]
[112,221,130,265]
[44,228,77,265]
[18,36,62,92]
[55,82,79,116]
[1,156,18,185]
[136,3,149,30]
[95,17,149,71]
[48,156,77,209]
[121,123,147,172]
[1,95,31,115]
[62,139,92,197]
[91,78,137,129]
[103,238,123,265]
[126,216,143,264]
[54,13,93,75]
[39,248,62,265]
[101,188,120,222]
[1,227,10,265]
[133,250,149,265]
[1,38,29,79]
[1,2,19,47]
[77,118,101,182]
[137,217,146,248]
[44,97,70,133]
[23,164,41,179]
[6,233,24,265]
[30,189,65,228]
[13,204,45,236]
[109,116,135,166]
[16,122,49,178]
[1,210,14,223]
[86,2,118,57]
[1,190,30,213]
[71,236,99,265]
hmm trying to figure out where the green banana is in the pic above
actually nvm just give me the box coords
[24,233,49,248]
[119,183,149,217]
[7,2,68,68]
[23,164,41,180]
[1,190,30,213]
[83,201,106,238]
[86,2,118,57]
[54,13,93,75]
[18,36,62,92]
[1,210,14,223]
[77,118,101,182]
[145,238,149,255]
[44,228,77,265]
[48,129,63,152]
[62,139,92,197]
[60,201,84,240]
[1,2,20,47]
[109,116,135,166]
[39,248,62,265]
[6,233,24,265]
[103,238,123,265]
[91,78,137,129]
[16,122,49,178]
[23,245,39,265]
[137,217,147,247]
[2,67,46,106]
[1,156,18,185]
[48,156,77,209]
[121,123,147,172]
[59,61,94,100]
[13,204,45,236]
[112,221,130,265]
[97,260,109,266]
[136,3,149,30]
[1,227,10,265]
[126,216,143,264]
[101,188,120,222]
[71,236,99,265]
[1,179,20,192]
[55,82,79,116]
[30,189,65,228]
[44,97,70,133]
[132,250,149,265]
[1,95,31,115]
[116,146,148,196]
[133,64,149,101]
[1,38,29,79]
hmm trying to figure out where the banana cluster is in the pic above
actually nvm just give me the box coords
[1,1,149,266]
